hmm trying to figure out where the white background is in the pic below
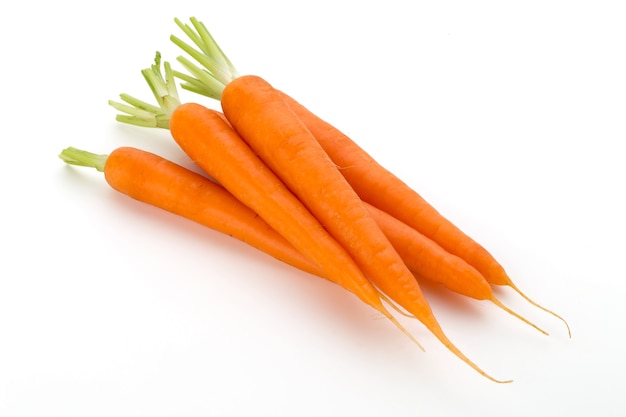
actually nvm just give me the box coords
[1,1,625,416]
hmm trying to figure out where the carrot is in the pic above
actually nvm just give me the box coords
[168,18,569,337]
[219,73,510,383]
[58,146,323,276]
[108,58,422,349]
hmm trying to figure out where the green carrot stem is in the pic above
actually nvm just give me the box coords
[59,147,108,172]
[170,17,241,99]
[109,52,181,129]
[172,17,239,84]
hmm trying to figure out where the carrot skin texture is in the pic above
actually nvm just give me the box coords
[365,203,492,300]
[281,92,509,286]
[221,75,509,382]
[103,147,322,276]
[76,145,420,344]
[105,146,535,332]
[168,103,400,324]
[282,92,569,336]
[221,75,424,316]
[368,203,549,334]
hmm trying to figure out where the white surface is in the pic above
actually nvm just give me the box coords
[1,1,625,416]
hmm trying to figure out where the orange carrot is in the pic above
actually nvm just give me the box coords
[59,146,325,276]
[167,102,420,346]
[219,74,510,383]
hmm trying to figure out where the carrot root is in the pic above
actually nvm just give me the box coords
[378,308,426,352]
[489,297,549,336]
[426,318,513,384]
[506,282,571,338]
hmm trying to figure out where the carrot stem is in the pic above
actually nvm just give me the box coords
[141,53,181,116]
[170,17,237,96]
[59,147,107,172]
[169,17,235,99]
[171,69,212,97]
[174,55,227,100]
[109,53,180,129]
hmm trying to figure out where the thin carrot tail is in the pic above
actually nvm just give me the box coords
[424,317,513,384]
[489,296,549,336]
[506,282,571,338]
[377,305,425,352]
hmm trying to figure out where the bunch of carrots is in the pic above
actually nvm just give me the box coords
[60,17,569,383]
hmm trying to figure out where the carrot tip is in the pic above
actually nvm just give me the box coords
[496,378,514,384]
[490,296,550,336]
[422,317,512,383]
[508,283,571,338]
[383,310,425,352]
